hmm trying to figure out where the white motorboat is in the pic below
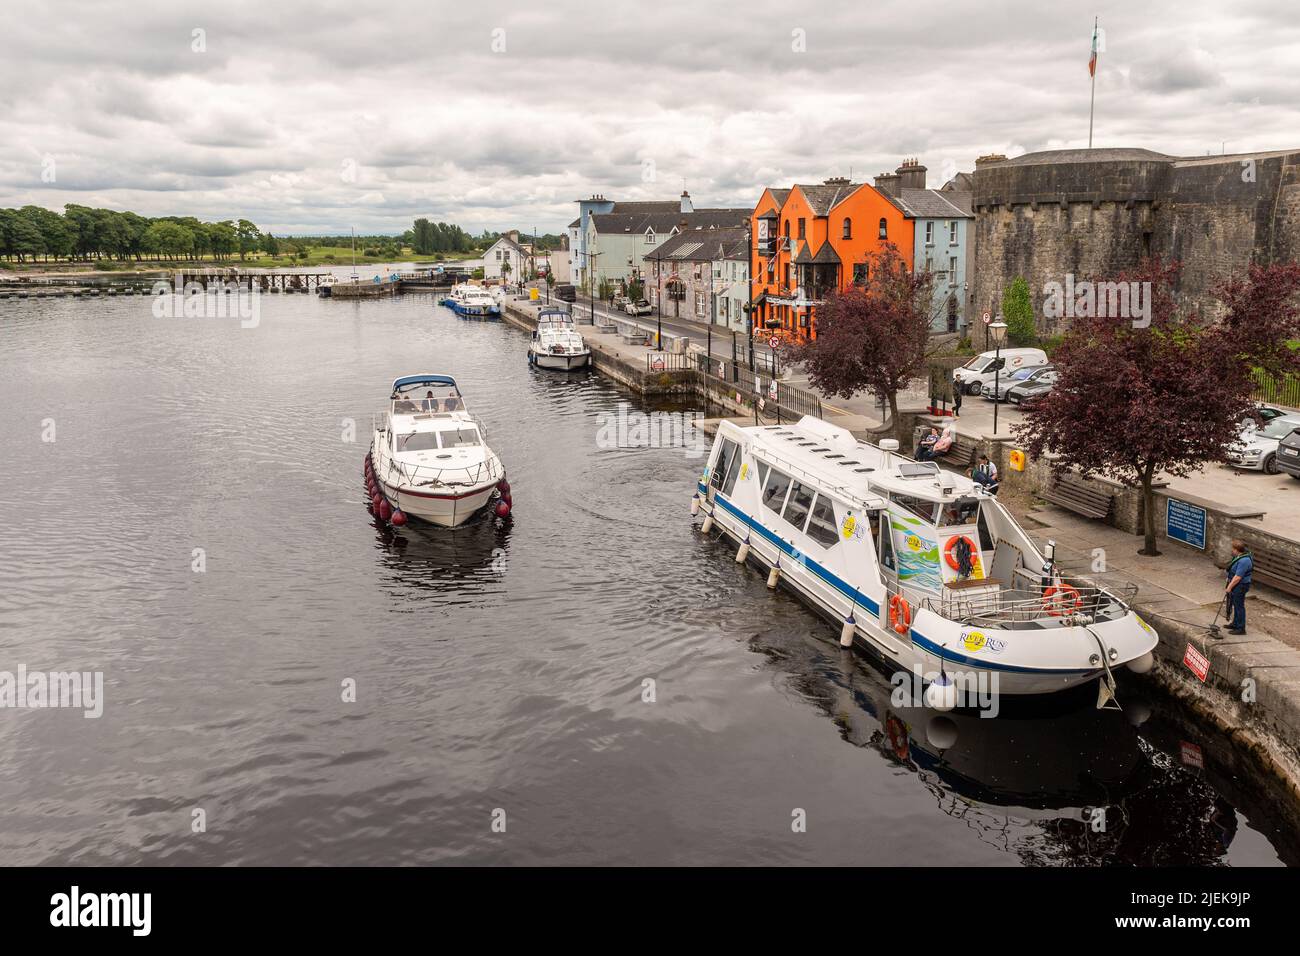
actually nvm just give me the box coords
[695,416,1157,704]
[528,308,591,370]
[441,283,501,318]
[367,375,509,528]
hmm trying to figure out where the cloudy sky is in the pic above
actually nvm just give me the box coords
[2,0,1297,236]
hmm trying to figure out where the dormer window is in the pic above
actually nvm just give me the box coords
[645,229,656,244]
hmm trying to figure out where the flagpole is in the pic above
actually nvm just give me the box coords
[1088,16,1098,148]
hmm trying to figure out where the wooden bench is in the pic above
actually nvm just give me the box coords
[1240,537,1300,598]
[1042,472,1114,521]
[939,437,978,471]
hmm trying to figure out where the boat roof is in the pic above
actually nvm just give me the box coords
[725,416,984,506]
[392,374,458,391]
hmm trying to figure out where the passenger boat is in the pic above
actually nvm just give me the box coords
[441,283,501,318]
[317,274,337,297]
[528,308,591,370]
[694,416,1157,704]
[367,375,509,528]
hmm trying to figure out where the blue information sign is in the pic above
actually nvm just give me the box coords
[1166,498,1206,550]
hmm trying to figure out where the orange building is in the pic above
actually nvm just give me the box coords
[750,177,913,340]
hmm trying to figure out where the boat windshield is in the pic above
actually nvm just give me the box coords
[395,426,481,452]
[937,496,982,526]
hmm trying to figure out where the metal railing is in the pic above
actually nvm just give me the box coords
[1251,370,1300,409]
[923,575,1138,627]
[383,455,502,490]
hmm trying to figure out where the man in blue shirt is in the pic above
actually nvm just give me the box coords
[1225,539,1254,635]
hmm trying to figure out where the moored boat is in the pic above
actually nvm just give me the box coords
[441,283,501,318]
[528,308,591,370]
[694,416,1157,704]
[317,274,337,297]
[367,375,509,528]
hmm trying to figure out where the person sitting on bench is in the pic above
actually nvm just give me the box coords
[971,455,999,495]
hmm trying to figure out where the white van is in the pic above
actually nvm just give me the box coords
[953,348,1049,396]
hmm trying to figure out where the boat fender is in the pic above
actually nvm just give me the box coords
[690,494,700,517]
[700,515,714,534]
[391,510,407,527]
[888,594,911,635]
[924,671,957,712]
[1128,650,1154,674]
[839,613,856,648]
[735,537,750,564]
[378,500,392,522]
[767,562,780,589]
[494,500,512,518]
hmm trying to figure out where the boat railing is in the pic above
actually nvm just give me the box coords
[373,409,489,438]
[384,454,502,490]
[923,575,1137,627]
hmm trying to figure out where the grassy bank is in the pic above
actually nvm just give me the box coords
[2,247,482,276]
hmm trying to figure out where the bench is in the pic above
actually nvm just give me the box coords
[1239,536,1300,598]
[1042,472,1114,521]
[939,437,978,471]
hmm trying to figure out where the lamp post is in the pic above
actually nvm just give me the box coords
[989,318,1008,436]
[745,219,755,370]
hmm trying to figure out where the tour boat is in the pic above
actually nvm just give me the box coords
[694,416,1157,704]
[528,308,592,370]
[441,283,501,318]
[367,375,509,528]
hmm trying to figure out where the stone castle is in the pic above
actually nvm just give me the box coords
[969,147,1300,325]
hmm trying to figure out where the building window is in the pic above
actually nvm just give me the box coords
[695,292,707,317]
[645,230,656,244]
[496,250,503,260]
[852,263,869,285]
[783,263,790,287]
[842,217,852,239]
[949,221,959,244]
[797,218,806,239]
[878,217,888,239]
[949,256,957,285]
[783,220,790,238]
[924,221,934,245]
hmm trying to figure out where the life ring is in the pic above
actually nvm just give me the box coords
[885,714,910,760]
[888,594,911,635]
[943,535,978,571]
[1043,584,1082,616]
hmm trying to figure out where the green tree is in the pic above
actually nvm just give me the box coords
[1002,276,1036,346]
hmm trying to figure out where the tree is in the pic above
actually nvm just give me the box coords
[236,220,261,261]
[1016,259,1300,556]
[1002,276,1036,346]
[791,243,935,435]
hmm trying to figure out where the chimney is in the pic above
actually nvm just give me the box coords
[680,190,694,214]
[823,176,851,186]
[508,229,520,243]
[895,157,927,190]
[874,172,901,197]
[975,154,1008,167]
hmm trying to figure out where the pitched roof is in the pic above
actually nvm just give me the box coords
[886,188,972,219]
[792,240,841,265]
[793,182,863,215]
[488,235,530,255]
[652,225,748,262]
[593,207,748,237]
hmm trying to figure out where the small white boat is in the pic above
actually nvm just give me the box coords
[317,274,337,297]
[695,416,1157,704]
[442,283,501,318]
[528,309,591,370]
[368,375,509,528]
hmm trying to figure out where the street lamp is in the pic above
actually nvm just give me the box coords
[989,318,1008,435]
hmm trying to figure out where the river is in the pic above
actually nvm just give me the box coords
[0,290,1293,865]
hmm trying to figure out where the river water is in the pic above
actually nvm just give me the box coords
[0,291,1293,865]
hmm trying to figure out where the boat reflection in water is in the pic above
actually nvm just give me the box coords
[762,631,1261,865]
[369,502,513,601]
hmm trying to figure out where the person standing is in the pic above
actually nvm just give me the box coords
[1224,539,1254,635]
[952,381,962,418]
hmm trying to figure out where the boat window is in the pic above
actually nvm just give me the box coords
[824,454,844,460]
[721,448,744,496]
[756,461,770,489]
[838,460,860,466]
[710,439,739,492]
[977,502,995,551]
[398,432,440,452]
[782,481,815,531]
[938,497,980,527]
[806,495,839,548]
[442,427,481,448]
[892,494,938,523]
[879,518,897,571]
[762,469,793,515]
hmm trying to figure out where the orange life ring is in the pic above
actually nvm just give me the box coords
[888,594,911,635]
[885,714,910,761]
[943,535,978,571]
[1043,584,1082,616]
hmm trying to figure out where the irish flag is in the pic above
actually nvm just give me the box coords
[1088,22,1100,76]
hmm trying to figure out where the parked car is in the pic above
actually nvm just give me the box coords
[555,283,577,303]
[983,364,1056,401]
[1242,403,1289,429]
[1226,414,1300,473]
[611,294,630,311]
[1276,427,1300,479]
[624,298,652,316]
[953,347,1049,396]
[1006,368,1059,406]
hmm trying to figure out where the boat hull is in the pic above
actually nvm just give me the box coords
[447,301,501,318]
[530,349,591,371]
[378,477,498,528]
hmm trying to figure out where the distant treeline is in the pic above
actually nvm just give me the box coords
[0,205,278,262]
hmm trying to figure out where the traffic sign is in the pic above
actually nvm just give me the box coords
[982,310,991,325]
[769,335,780,349]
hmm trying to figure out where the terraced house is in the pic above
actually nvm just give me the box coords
[750,161,974,340]
[642,225,748,330]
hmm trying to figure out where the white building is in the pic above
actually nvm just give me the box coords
[482,232,532,282]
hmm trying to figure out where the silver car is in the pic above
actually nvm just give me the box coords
[982,365,1056,402]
